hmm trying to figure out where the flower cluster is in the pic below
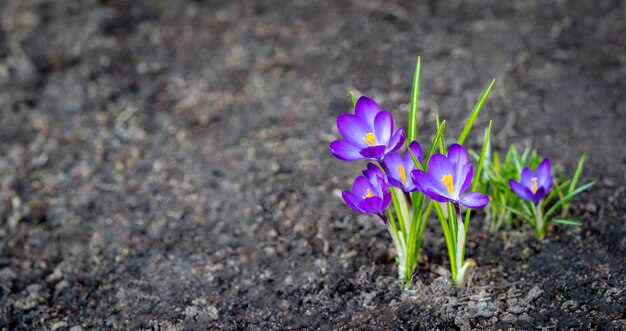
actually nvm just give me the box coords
[330,92,489,285]
[334,98,488,217]
[329,58,591,287]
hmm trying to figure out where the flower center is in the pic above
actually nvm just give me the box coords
[531,177,538,194]
[363,132,376,146]
[397,165,407,184]
[362,188,375,199]
[441,174,455,194]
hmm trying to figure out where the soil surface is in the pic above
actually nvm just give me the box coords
[0,0,625,330]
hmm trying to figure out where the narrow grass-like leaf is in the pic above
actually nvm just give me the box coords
[496,203,535,224]
[544,181,595,220]
[448,202,457,243]
[425,120,446,165]
[387,203,400,237]
[464,121,492,228]
[458,78,495,144]
[567,155,586,197]
[350,91,357,107]
[408,57,421,142]
[434,202,456,278]
[390,189,407,237]
[552,219,582,226]
[547,178,571,203]
[462,121,492,261]
[405,142,424,171]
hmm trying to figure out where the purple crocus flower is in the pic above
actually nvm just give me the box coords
[509,159,552,204]
[383,141,423,192]
[410,143,488,209]
[329,96,405,161]
[342,171,392,216]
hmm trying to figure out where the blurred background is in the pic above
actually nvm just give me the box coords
[0,0,624,329]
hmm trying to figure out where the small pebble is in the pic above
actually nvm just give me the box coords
[526,286,543,302]
[51,321,68,331]
[501,313,517,324]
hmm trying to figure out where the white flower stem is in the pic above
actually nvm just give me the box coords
[453,203,466,285]
[533,202,545,239]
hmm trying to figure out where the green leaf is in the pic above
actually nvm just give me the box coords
[495,202,534,224]
[433,202,456,279]
[406,142,424,171]
[567,155,586,197]
[350,91,357,107]
[390,188,408,237]
[544,181,595,220]
[493,151,500,173]
[552,219,582,226]
[464,121,492,232]
[425,120,446,165]
[408,57,421,143]
[436,116,447,154]
[471,121,492,192]
[458,78,495,144]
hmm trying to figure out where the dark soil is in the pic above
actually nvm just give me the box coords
[1,0,625,330]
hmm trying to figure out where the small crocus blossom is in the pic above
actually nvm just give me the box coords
[411,143,488,209]
[383,141,423,192]
[362,162,385,182]
[329,96,405,161]
[509,158,552,204]
[342,172,392,216]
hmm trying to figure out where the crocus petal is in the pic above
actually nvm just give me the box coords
[354,96,382,128]
[536,159,552,187]
[382,153,403,182]
[520,168,535,187]
[352,176,372,198]
[358,197,384,214]
[362,163,384,181]
[336,114,371,148]
[329,140,364,161]
[404,184,417,192]
[532,187,546,203]
[457,163,474,195]
[411,169,450,198]
[386,128,405,153]
[448,143,469,171]
[405,140,423,164]
[386,176,405,189]
[359,145,387,159]
[509,179,535,202]
[381,190,392,209]
[427,154,454,184]
[373,111,393,145]
[342,191,363,213]
[459,192,489,209]
[542,175,553,193]
[369,175,386,197]
[425,188,453,203]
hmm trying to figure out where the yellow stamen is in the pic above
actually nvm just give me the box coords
[531,177,538,194]
[441,174,455,194]
[363,132,376,146]
[362,188,375,199]
[398,165,407,184]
